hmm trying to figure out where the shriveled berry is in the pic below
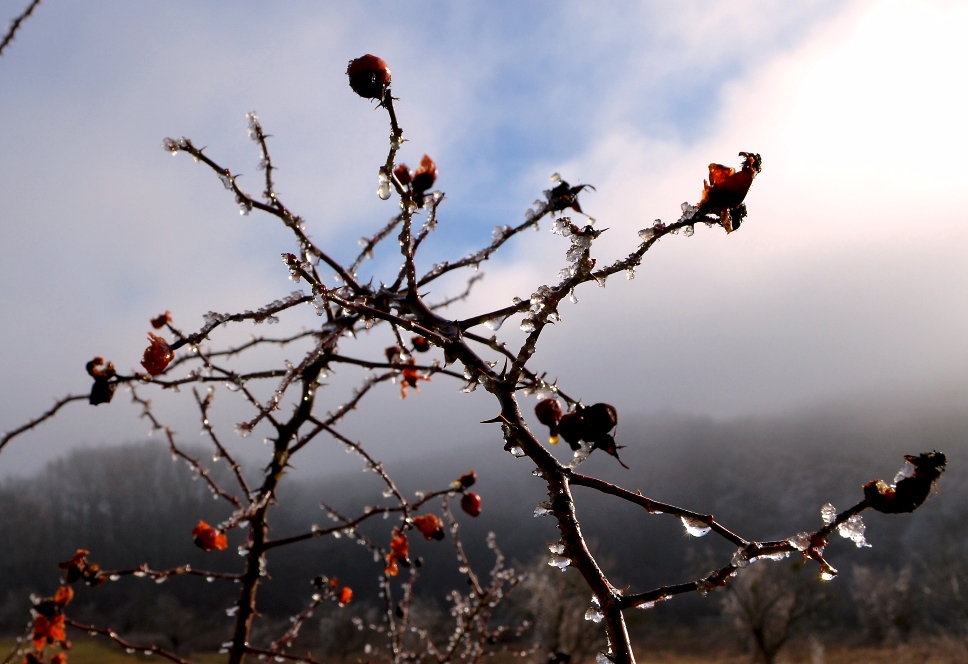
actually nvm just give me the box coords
[347,54,391,100]
[461,492,482,517]
[413,514,445,541]
[394,164,413,186]
[385,345,403,363]
[458,470,477,488]
[192,520,228,552]
[141,332,174,376]
[412,335,431,352]
[411,155,437,206]
[150,311,172,329]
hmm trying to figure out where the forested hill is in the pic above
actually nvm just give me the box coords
[2,397,966,642]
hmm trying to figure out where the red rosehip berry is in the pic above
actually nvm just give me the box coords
[141,332,174,376]
[346,54,391,101]
[411,335,431,352]
[461,492,482,517]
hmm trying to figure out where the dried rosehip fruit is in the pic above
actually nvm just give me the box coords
[535,398,563,443]
[413,514,445,541]
[394,164,413,186]
[347,54,391,101]
[458,470,477,488]
[385,345,403,363]
[461,492,482,517]
[546,179,595,214]
[192,520,228,552]
[695,152,761,233]
[141,332,173,376]
[411,335,431,352]
[150,310,172,329]
[411,155,437,206]
[386,528,410,577]
[864,451,946,514]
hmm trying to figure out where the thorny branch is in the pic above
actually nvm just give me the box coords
[2,55,945,664]
[0,0,41,57]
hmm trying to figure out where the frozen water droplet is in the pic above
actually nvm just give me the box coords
[681,516,711,537]
[520,318,536,333]
[638,228,655,242]
[836,514,871,548]
[548,542,565,555]
[508,446,526,457]
[731,548,751,568]
[534,502,552,517]
[568,289,578,304]
[757,551,791,561]
[683,225,695,237]
[584,607,604,623]
[109,574,120,581]
[550,172,562,185]
[894,461,916,484]
[596,653,612,664]
[484,315,508,331]
[820,570,837,581]
[206,576,215,582]
[226,606,239,616]
[377,171,392,200]
[788,532,811,551]
[626,268,635,280]
[820,503,837,525]
[548,554,571,570]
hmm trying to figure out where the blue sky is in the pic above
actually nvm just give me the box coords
[2,1,967,477]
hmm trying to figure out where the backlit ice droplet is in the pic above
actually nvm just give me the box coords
[820,503,837,525]
[681,515,711,537]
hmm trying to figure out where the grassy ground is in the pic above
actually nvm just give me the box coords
[0,639,224,664]
[5,640,968,664]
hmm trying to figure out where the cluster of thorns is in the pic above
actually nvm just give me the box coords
[1,54,946,664]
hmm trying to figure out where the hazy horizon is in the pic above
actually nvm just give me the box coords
[2,1,967,478]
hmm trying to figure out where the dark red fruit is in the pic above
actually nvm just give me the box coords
[141,333,174,376]
[461,492,482,517]
[557,410,584,450]
[864,452,946,514]
[535,398,563,426]
[583,403,617,436]
[394,164,413,186]
[347,55,391,100]
[412,336,431,352]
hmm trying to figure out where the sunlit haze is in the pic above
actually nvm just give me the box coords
[1,0,966,478]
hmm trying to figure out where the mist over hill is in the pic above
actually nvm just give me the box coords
[2,392,966,650]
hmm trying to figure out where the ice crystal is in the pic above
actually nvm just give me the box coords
[821,503,837,525]
[681,515,711,537]
[534,502,552,517]
[837,514,871,548]
[584,607,604,623]
[731,548,751,568]
[484,314,508,331]
[787,532,811,551]
[377,171,392,200]
[548,554,571,570]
